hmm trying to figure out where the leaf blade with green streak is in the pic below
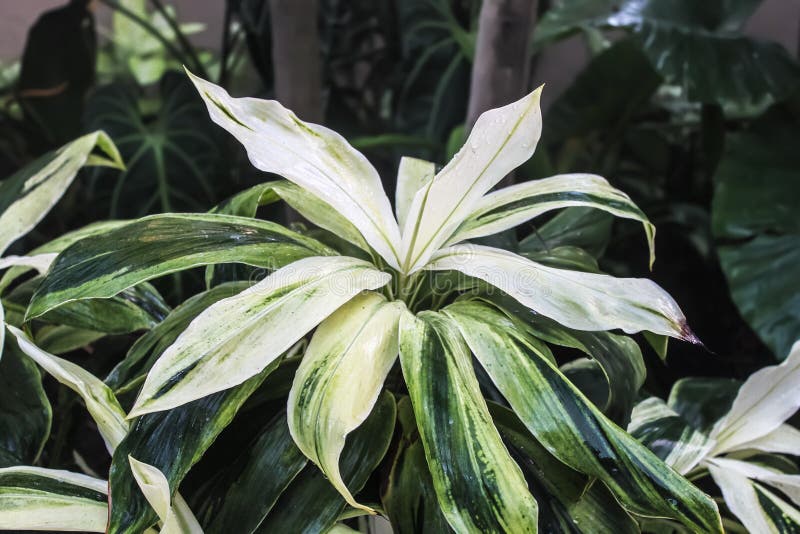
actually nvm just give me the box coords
[188,71,402,269]
[0,130,123,255]
[27,213,334,319]
[288,292,402,511]
[395,157,435,230]
[450,173,656,266]
[398,310,539,533]
[129,256,390,417]
[430,244,696,341]
[255,392,396,534]
[444,301,722,533]
[0,466,108,532]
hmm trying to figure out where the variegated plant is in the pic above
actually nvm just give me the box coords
[629,340,800,533]
[1,72,726,533]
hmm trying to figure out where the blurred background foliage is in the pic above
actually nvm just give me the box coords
[0,0,798,412]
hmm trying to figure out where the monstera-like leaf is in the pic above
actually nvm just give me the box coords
[84,71,221,217]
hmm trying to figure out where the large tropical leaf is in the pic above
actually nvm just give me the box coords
[535,0,800,108]
[430,244,696,340]
[712,113,800,359]
[188,72,402,269]
[0,338,51,467]
[450,173,655,266]
[0,130,123,255]
[444,301,722,533]
[398,310,539,533]
[108,364,278,534]
[288,292,402,511]
[27,213,333,319]
[709,340,800,455]
[84,72,221,216]
[129,256,390,417]
[254,391,396,533]
[106,282,248,394]
[202,413,307,534]
[400,87,543,273]
[0,466,108,532]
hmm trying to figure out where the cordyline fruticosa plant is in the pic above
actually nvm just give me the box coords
[0,70,725,533]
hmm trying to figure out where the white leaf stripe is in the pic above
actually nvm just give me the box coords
[710,340,800,455]
[288,292,402,512]
[449,173,656,267]
[430,244,696,340]
[401,87,543,273]
[129,256,391,417]
[188,71,402,269]
[395,157,435,230]
[8,325,128,452]
[128,457,204,534]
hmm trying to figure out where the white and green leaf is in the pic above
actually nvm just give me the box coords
[401,87,543,273]
[398,309,539,533]
[27,213,334,319]
[288,292,402,512]
[430,244,696,340]
[0,131,123,255]
[710,340,800,455]
[188,72,402,268]
[128,456,203,534]
[7,325,128,452]
[449,173,656,267]
[395,157,435,230]
[129,256,391,417]
[0,466,108,532]
[444,301,722,533]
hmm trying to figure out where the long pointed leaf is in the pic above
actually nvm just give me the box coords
[129,457,203,534]
[288,292,402,511]
[400,87,542,273]
[129,256,390,417]
[27,213,333,319]
[395,157,435,229]
[450,173,656,266]
[431,244,696,340]
[0,131,123,255]
[188,72,402,269]
[0,466,108,532]
[444,301,722,533]
[399,310,538,533]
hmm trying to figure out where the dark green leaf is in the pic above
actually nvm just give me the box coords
[518,207,613,258]
[667,377,741,434]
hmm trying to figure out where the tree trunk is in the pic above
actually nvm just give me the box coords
[466,0,537,186]
[269,0,323,222]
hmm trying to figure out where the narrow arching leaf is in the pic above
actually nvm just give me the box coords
[727,424,800,456]
[0,338,51,467]
[401,87,543,273]
[0,466,108,532]
[444,301,722,533]
[489,402,638,534]
[667,377,741,434]
[395,157,435,229]
[8,325,128,452]
[431,244,695,340]
[129,256,390,417]
[399,310,538,533]
[28,213,334,319]
[188,71,402,269]
[709,457,800,507]
[0,254,56,278]
[212,180,368,252]
[255,392,396,534]
[106,283,249,393]
[204,413,307,534]
[109,366,275,534]
[288,292,402,511]
[0,130,123,255]
[707,458,800,533]
[628,397,712,475]
[451,173,656,266]
[710,340,800,455]
[382,397,452,534]
[518,206,613,258]
[128,457,203,534]
[34,325,105,355]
